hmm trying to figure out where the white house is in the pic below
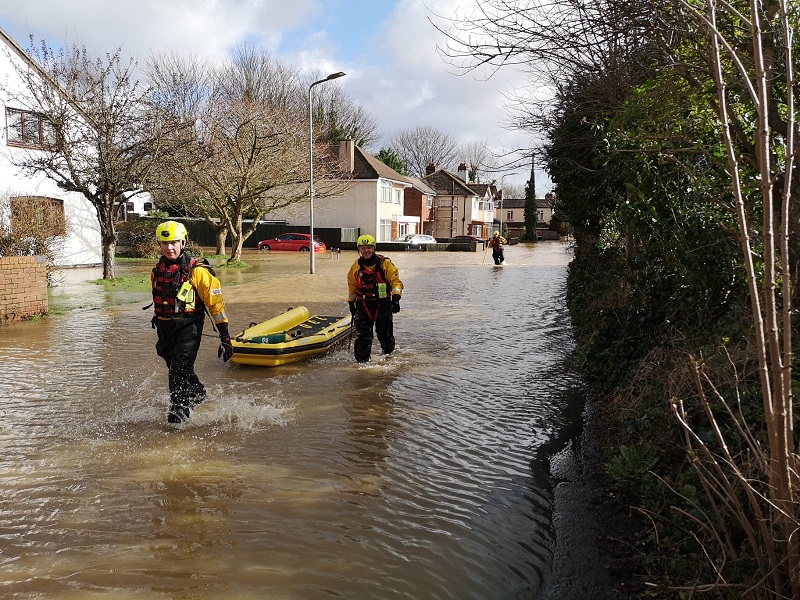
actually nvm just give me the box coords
[0,27,101,267]
[264,139,415,242]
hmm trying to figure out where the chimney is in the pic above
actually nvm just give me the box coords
[339,138,354,174]
[425,162,437,176]
[457,162,468,183]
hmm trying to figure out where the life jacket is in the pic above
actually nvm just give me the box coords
[355,255,390,303]
[151,253,213,318]
[490,237,504,250]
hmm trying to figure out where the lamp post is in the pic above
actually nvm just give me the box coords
[308,71,346,274]
[498,172,517,238]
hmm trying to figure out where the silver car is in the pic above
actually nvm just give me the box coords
[393,234,437,244]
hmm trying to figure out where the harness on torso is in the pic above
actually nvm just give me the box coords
[355,255,389,321]
[151,253,214,319]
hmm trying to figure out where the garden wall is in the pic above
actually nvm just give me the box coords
[0,255,48,323]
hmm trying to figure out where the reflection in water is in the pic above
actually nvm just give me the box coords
[0,242,610,598]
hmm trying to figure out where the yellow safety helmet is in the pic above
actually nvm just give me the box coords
[357,234,376,247]
[493,230,499,236]
[156,220,188,242]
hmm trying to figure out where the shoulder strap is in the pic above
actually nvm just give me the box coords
[189,257,215,277]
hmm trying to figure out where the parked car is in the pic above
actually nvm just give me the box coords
[453,234,484,243]
[393,234,437,245]
[257,233,326,252]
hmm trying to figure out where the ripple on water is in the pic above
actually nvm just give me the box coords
[0,243,610,598]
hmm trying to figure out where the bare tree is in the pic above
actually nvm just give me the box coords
[308,77,380,149]
[389,125,459,177]
[2,37,172,278]
[459,139,498,183]
[148,45,345,263]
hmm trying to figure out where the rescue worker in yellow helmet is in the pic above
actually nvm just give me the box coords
[347,234,404,363]
[150,221,233,424]
[489,230,507,265]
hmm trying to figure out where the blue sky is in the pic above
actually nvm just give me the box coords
[0,0,550,193]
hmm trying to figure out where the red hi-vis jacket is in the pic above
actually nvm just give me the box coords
[151,254,228,324]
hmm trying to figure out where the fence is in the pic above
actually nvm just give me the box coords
[140,218,360,252]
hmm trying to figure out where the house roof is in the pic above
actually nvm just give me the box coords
[500,197,554,209]
[501,198,525,209]
[421,168,478,196]
[469,183,496,198]
[404,176,437,196]
[352,146,410,184]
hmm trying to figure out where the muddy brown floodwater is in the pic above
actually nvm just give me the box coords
[0,241,613,599]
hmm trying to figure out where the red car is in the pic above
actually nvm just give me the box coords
[257,233,326,252]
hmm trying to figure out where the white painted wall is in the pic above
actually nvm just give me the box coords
[264,178,413,242]
[0,35,101,267]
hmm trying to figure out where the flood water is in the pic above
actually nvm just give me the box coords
[0,241,611,599]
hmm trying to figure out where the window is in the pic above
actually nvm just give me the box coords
[6,108,54,148]
[506,210,513,221]
[379,219,391,241]
[426,195,433,209]
[380,180,393,203]
[10,196,66,236]
[538,210,545,221]
[478,200,492,211]
[394,188,402,204]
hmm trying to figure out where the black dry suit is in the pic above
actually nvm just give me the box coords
[352,254,396,363]
[151,253,213,413]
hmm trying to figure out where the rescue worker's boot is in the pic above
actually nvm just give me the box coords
[167,402,190,424]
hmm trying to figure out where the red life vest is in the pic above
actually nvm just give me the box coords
[355,255,389,303]
[151,254,211,318]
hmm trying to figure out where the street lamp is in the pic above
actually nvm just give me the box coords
[308,71,346,274]
[498,172,517,237]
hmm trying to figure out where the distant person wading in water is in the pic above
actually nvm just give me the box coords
[489,231,507,265]
[149,221,233,424]
[347,234,404,363]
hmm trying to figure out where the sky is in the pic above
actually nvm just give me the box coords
[0,0,550,194]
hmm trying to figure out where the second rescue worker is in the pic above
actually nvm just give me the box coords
[347,234,404,363]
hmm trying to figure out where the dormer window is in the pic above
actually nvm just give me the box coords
[6,108,55,148]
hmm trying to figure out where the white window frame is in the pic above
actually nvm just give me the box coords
[380,179,393,203]
[379,219,392,241]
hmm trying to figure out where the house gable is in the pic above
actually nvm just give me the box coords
[0,27,101,267]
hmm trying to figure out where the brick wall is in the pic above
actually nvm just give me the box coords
[0,256,48,323]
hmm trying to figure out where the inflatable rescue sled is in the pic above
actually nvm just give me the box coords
[230,306,352,367]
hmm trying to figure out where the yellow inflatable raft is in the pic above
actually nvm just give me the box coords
[230,306,352,367]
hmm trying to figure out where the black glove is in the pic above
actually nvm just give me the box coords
[391,295,401,314]
[348,301,357,315]
[217,322,233,362]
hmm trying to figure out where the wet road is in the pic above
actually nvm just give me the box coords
[0,241,611,599]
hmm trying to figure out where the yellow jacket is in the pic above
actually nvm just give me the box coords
[489,235,507,248]
[347,255,403,302]
[190,264,228,325]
